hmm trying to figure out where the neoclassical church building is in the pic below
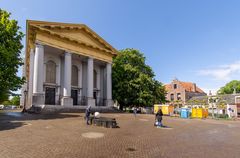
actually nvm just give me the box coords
[22,20,118,110]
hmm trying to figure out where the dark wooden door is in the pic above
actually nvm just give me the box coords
[71,89,78,105]
[93,91,97,106]
[45,87,55,105]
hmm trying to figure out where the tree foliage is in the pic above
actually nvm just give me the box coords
[0,9,24,102]
[10,96,20,105]
[112,48,166,109]
[217,80,240,94]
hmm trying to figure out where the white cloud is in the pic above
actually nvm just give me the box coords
[198,61,240,81]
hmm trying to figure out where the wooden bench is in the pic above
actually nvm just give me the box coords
[89,116,117,128]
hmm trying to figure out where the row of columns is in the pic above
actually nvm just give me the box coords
[30,43,113,107]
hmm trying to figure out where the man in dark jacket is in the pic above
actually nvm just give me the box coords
[155,109,163,128]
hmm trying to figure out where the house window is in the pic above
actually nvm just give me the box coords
[170,94,174,101]
[177,93,181,100]
[174,84,177,89]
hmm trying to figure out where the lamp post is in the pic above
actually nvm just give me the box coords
[22,90,27,113]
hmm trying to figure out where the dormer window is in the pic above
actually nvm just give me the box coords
[174,84,177,89]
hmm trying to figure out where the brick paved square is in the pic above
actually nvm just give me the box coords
[0,112,240,158]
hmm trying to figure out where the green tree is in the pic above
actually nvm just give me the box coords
[10,96,20,106]
[217,80,240,94]
[2,100,11,106]
[0,9,24,102]
[0,90,9,103]
[112,48,166,110]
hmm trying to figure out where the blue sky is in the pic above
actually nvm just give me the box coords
[1,0,240,94]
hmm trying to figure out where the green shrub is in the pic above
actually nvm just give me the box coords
[2,100,11,106]
[217,114,228,118]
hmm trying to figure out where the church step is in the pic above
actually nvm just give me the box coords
[36,105,123,114]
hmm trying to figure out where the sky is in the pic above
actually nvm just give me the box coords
[1,0,240,95]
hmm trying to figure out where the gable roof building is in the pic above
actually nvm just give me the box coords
[22,20,118,110]
[165,79,206,105]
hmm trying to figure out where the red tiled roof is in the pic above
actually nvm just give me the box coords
[164,81,205,93]
[164,84,172,92]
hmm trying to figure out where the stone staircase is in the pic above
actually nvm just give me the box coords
[27,105,123,114]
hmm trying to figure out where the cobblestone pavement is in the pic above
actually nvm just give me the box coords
[0,111,240,158]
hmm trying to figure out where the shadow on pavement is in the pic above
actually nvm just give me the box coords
[0,111,81,131]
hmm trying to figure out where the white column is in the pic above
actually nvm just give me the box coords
[27,48,34,107]
[106,63,112,100]
[78,63,82,89]
[56,63,60,104]
[63,52,72,97]
[33,43,44,94]
[78,63,82,100]
[87,57,93,98]
[32,43,45,105]
[87,57,95,106]
[61,52,73,106]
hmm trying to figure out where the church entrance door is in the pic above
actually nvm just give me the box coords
[71,89,78,105]
[45,87,56,105]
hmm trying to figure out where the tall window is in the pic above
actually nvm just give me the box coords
[46,60,56,83]
[94,70,97,89]
[170,94,174,101]
[71,65,78,86]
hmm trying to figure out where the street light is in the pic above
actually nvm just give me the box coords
[22,90,27,113]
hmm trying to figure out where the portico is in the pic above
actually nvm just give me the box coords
[23,20,117,109]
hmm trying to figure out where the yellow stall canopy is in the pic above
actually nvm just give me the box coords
[154,104,161,114]
[191,108,208,118]
[154,104,174,115]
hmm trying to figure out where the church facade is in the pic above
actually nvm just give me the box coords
[22,20,117,109]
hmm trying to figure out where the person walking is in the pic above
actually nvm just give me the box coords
[133,106,137,117]
[155,109,163,128]
[85,105,91,125]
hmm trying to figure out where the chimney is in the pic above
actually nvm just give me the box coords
[192,83,196,92]
[209,90,212,96]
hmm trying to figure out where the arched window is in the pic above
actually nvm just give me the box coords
[94,70,97,88]
[72,65,78,86]
[46,60,56,83]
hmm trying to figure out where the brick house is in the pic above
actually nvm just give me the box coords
[165,79,206,105]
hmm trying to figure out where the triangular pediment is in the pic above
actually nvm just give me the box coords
[27,20,117,55]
